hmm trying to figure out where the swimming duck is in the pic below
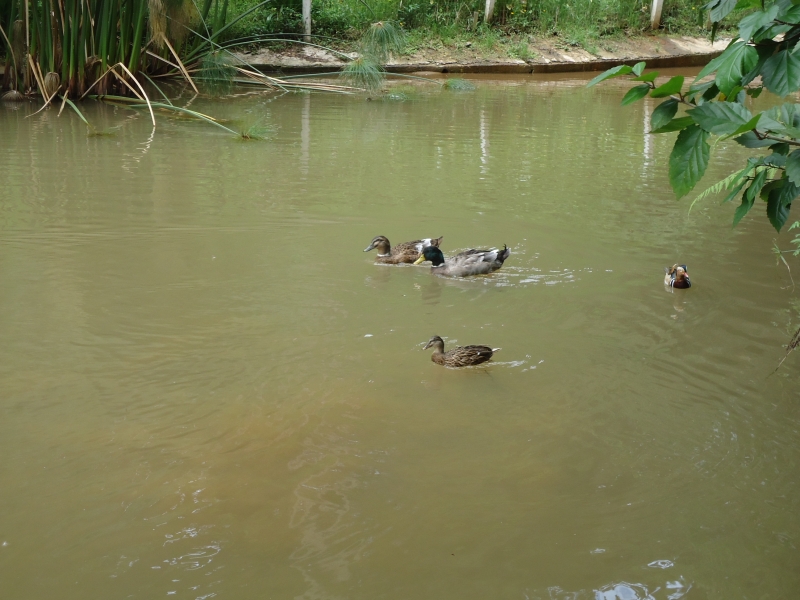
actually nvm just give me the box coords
[664,264,691,288]
[363,235,443,264]
[413,244,510,277]
[423,335,497,367]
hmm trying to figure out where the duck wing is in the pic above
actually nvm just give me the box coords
[443,345,494,367]
[393,237,444,261]
[440,245,510,277]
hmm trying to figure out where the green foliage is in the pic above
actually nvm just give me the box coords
[442,77,476,91]
[362,20,406,60]
[651,99,679,131]
[669,125,710,199]
[588,0,800,232]
[340,55,385,92]
[218,0,724,42]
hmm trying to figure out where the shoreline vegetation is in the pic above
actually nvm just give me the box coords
[0,0,740,132]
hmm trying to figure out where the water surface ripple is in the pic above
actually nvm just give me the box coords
[1,74,799,599]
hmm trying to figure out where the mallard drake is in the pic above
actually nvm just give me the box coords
[664,264,691,288]
[363,235,443,264]
[413,244,510,277]
[423,335,497,367]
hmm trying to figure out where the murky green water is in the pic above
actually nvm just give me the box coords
[1,72,799,599]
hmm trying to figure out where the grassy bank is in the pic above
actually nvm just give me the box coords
[225,0,715,51]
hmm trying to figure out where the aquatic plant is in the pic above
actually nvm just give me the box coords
[340,55,385,92]
[442,77,475,91]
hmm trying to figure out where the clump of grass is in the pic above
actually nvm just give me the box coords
[237,119,274,140]
[508,39,533,61]
[442,77,475,91]
[200,51,236,93]
[340,55,385,92]
[362,20,406,60]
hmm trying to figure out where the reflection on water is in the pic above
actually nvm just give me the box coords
[1,73,799,599]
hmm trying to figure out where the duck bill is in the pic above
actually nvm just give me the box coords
[413,256,426,265]
[363,242,376,252]
[423,341,433,349]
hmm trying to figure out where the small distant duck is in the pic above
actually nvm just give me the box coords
[423,335,498,367]
[664,264,691,288]
[413,245,510,277]
[363,235,443,264]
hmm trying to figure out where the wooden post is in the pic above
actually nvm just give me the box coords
[484,0,496,24]
[303,0,311,42]
[650,0,664,29]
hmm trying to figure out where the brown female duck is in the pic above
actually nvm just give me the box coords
[423,335,498,367]
[664,264,691,288]
[363,235,443,264]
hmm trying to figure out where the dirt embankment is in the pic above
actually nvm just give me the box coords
[237,35,726,75]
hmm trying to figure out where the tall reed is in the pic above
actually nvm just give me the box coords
[0,0,255,98]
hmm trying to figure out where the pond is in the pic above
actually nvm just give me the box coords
[1,71,798,599]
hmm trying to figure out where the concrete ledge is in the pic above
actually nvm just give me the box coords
[235,35,727,76]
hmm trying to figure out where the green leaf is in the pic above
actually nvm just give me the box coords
[745,167,768,203]
[738,5,780,42]
[716,43,759,95]
[707,0,738,22]
[725,114,762,138]
[723,177,749,204]
[702,83,721,102]
[632,71,659,82]
[746,87,764,98]
[761,49,800,96]
[760,179,784,202]
[651,99,679,131]
[767,190,794,231]
[735,131,777,147]
[651,76,684,98]
[651,116,696,133]
[786,149,800,184]
[779,5,800,24]
[687,80,715,98]
[687,101,753,134]
[771,142,792,155]
[744,44,777,87]
[621,84,651,106]
[733,193,755,226]
[632,62,646,76]
[764,152,788,168]
[587,65,633,87]
[669,125,711,198]
[695,40,740,81]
